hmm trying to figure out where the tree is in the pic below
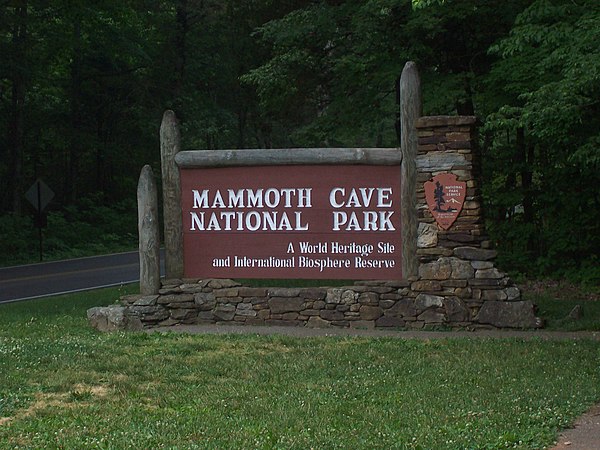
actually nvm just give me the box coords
[433,181,445,212]
[1,0,28,214]
[482,0,600,282]
[242,0,530,147]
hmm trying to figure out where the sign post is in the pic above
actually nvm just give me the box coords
[25,178,54,261]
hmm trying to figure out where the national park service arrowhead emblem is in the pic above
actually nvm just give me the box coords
[424,173,466,230]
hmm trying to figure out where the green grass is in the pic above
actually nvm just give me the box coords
[1,286,600,448]
[522,281,600,331]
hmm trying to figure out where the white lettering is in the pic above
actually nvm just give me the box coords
[328,187,394,208]
[347,212,361,230]
[228,189,244,208]
[346,189,361,208]
[281,188,294,207]
[192,190,209,209]
[332,211,347,231]
[221,211,235,230]
[188,211,310,232]
[360,188,375,207]
[363,211,378,231]
[263,211,277,230]
[330,188,344,208]
[246,211,261,231]
[354,257,395,269]
[207,213,221,230]
[379,211,395,230]
[191,188,313,209]
[332,211,396,231]
[190,211,204,230]
[298,188,312,207]
[295,211,309,230]
[277,212,292,231]
[377,188,393,207]
[246,189,263,208]
[211,190,225,208]
[264,188,281,208]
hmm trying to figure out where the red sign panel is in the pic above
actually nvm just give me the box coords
[180,165,402,279]
[424,173,466,230]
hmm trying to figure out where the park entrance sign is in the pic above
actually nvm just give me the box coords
[180,164,402,279]
[176,149,403,280]
[91,62,540,332]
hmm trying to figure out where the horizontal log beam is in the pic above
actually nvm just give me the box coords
[175,148,402,168]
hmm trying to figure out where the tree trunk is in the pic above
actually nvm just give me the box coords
[516,127,535,253]
[400,61,422,279]
[172,0,188,103]
[7,0,28,214]
[67,16,83,204]
[237,106,247,149]
[160,110,184,279]
[138,165,161,295]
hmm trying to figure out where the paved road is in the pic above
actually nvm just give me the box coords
[0,251,160,304]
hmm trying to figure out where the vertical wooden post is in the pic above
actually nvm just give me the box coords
[137,165,160,294]
[160,110,184,279]
[400,61,422,278]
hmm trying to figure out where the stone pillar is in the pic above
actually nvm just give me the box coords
[414,116,541,329]
[137,165,160,295]
[415,116,487,257]
[160,110,184,279]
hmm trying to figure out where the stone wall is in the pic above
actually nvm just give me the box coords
[88,115,541,332]
[413,116,539,328]
[96,268,537,331]
[116,279,415,330]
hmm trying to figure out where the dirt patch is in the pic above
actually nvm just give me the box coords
[3,384,112,425]
[551,403,600,450]
[0,417,12,426]
[72,384,109,398]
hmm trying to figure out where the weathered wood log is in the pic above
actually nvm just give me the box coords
[175,148,402,168]
[160,110,184,279]
[137,165,160,295]
[400,61,422,278]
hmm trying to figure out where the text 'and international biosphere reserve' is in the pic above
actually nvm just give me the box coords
[180,165,402,279]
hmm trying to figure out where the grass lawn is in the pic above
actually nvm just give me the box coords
[522,281,600,331]
[1,286,599,449]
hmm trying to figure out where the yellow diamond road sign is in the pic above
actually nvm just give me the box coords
[25,178,54,212]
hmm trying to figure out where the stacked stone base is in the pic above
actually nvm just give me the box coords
[88,262,541,332]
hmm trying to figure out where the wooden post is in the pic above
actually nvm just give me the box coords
[400,61,422,278]
[137,165,160,294]
[160,110,184,279]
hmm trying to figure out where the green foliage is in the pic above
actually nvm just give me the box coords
[0,0,598,282]
[481,0,600,283]
[0,197,137,266]
[523,281,600,331]
[243,0,533,146]
[0,214,38,262]
[411,0,445,9]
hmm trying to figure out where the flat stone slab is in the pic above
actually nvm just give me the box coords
[477,300,542,328]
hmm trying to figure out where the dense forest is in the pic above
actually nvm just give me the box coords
[1,0,598,284]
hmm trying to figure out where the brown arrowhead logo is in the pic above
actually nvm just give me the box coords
[424,173,466,230]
